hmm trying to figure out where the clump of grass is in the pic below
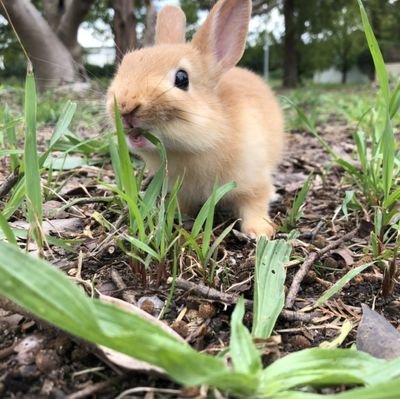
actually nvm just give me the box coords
[280,174,313,233]
[286,1,400,294]
[1,239,400,398]
[1,63,77,252]
[107,101,236,284]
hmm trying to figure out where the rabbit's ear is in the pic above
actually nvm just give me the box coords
[192,0,251,73]
[155,5,186,45]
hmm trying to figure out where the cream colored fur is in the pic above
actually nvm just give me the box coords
[107,0,284,238]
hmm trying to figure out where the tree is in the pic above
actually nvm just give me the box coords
[0,0,160,90]
[111,0,137,61]
[0,0,94,90]
[282,0,297,87]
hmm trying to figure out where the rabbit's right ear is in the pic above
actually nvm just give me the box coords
[155,5,186,45]
[191,0,251,73]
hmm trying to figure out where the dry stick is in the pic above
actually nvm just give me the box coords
[0,168,20,199]
[65,376,125,399]
[170,277,315,322]
[285,227,359,309]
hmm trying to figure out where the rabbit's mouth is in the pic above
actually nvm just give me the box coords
[126,128,148,150]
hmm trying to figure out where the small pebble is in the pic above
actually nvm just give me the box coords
[198,303,216,319]
[35,349,61,373]
[171,320,189,338]
[288,335,312,349]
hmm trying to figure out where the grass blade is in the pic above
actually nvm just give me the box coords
[192,181,236,237]
[357,0,389,103]
[113,98,138,212]
[0,212,17,245]
[316,262,373,306]
[23,64,43,248]
[381,114,395,200]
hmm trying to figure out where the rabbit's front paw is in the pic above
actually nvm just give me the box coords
[241,218,276,239]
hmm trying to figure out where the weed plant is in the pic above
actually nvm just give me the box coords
[1,1,400,397]
[287,1,400,289]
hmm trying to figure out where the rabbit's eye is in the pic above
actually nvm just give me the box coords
[175,69,189,90]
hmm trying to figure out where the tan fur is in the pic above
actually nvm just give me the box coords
[107,0,285,238]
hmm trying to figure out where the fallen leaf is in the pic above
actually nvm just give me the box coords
[332,247,354,267]
[11,218,83,235]
[356,304,400,360]
[97,294,185,372]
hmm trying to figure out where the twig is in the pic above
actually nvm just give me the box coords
[60,196,114,211]
[110,268,137,304]
[285,227,359,309]
[170,278,315,322]
[66,376,124,399]
[0,168,20,199]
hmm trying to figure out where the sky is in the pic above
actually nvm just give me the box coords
[78,1,284,49]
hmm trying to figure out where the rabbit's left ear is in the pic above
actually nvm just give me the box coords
[155,5,186,45]
[191,0,251,72]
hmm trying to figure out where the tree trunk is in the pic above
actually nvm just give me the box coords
[56,0,95,62]
[0,0,81,91]
[143,0,157,47]
[42,0,68,30]
[283,0,298,88]
[111,0,137,63]
[341,68,347,84]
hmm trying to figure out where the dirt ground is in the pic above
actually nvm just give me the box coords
[1,96,399,398]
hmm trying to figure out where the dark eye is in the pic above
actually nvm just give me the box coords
[175,69,189,90]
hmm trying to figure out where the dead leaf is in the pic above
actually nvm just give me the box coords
[356,304,400,360]
[11,218,83,235]
[97,294,185,373]
[332,247,354,267]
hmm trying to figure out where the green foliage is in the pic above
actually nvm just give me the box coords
[1,241,400,398]
[180,182,236,283]
[281,175,313,233]
[23,65,43,249]
[252,238,291,339]
[286,2,400,293]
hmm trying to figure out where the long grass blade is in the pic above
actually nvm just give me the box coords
[23,64,43,248]
[357,0,389,103]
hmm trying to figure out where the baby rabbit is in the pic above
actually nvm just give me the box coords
[107,0,284,238]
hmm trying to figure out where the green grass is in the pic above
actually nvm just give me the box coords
[1,1,400,396]
[1,240,400,398]
[285,1,400,293]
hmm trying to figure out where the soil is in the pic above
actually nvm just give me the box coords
[1,90,399,399]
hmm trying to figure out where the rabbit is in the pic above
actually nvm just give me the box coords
[107,0,285,238]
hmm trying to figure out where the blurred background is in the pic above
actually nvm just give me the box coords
[0,0,399,91]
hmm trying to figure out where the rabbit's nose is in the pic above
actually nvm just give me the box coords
[121,105,141,129]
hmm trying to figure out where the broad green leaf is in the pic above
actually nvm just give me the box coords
[0,241,258,396]
[260,348,397,395]
[43,156,90,170]
[271,378,400,398]
[230,297,262,375]
[252,238,291,339]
